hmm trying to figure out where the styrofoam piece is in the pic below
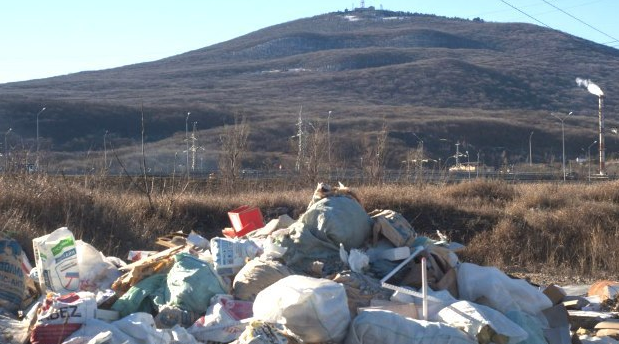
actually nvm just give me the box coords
[378,246,411,261]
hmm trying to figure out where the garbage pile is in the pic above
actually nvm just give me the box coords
[2,183,619,344]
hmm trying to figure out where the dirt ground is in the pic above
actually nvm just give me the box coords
[503,265,602,291]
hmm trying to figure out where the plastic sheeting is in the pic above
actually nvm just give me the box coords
[345,309,477,344]
[457,263,552,316]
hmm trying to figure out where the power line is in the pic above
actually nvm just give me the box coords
[499,0,552,28]
[540,0,619,46]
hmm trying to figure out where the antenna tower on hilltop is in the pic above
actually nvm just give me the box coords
[360,0,365,8]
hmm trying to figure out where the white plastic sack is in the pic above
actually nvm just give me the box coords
[1,304,38,344]
[233,257,292,301]
[62,313,200,344]
[189,294,253,343]
[261,238,288,259]
[77,240,121,292]
[345,309,477,344]
[253,275,350,343]
[437,300,528,344]
[33,227,81,294]
[31,292,97,344]
[457,263,552,316]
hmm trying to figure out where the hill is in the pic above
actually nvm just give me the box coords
[1,8,618,175]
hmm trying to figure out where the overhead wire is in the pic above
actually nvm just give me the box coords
[499,0,552,28]
[500,0,618,48]
[539,0,619,46]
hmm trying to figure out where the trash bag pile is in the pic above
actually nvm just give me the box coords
[2,182,619,344]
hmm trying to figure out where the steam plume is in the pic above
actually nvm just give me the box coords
[576,77,604,96]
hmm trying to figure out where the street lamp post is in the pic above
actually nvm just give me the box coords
[588,140,597,182]
[185,112,190,178]
[104,130,109,172]
[4,128,12,172]
[466,150,470,179]
[550,111,573,181]
[528,131,534,166]
[327,110,332,176]
[35,107,46,170]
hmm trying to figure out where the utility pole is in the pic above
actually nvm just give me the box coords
[550,112,572,181]
[104,130,108,172]
[528,131,534,166]
[190,121,198,171]
[327,110,332,176]
[295,107,305,172]
[185,112,190,178]
[35,107,46,170]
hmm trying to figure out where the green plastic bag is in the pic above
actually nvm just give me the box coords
[167,253,228,313]
[112,273,168,317]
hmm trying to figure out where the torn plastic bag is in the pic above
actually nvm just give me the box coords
[1,300,39,344]
[77,240,121,292]
[437,300,528,344]
[339,244,370,273]
[188,294,253,343]
[63,312,200,344]
[281,196,371,273]
[253,274,350,343]
[344,309,477,344]
[457,263,552,316]
[1,313,31,344]
[32,227,80,294]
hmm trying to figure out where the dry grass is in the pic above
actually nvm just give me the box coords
[2,174,619,281]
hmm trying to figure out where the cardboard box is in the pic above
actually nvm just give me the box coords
[544,284,567,305]
[228,205,264,237]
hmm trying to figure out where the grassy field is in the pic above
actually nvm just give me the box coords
[2,173,618,284]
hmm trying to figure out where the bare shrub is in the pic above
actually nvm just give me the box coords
[445,179,516,204]
[218,115,250,193]
[3,174,619,281]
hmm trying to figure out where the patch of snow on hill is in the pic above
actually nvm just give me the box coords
[344,15,360,21]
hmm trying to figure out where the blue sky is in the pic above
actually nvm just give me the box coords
[1,0,617,84]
